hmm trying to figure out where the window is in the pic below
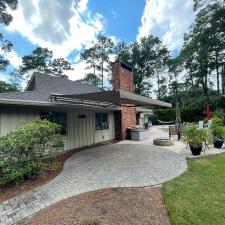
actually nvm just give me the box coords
[40,112,67,135]
[95,113,108,130]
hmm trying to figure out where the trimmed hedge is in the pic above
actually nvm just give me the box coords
[152,107,205,124]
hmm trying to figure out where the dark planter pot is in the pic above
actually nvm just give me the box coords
[213,137,224,149]
[189,144,203,156]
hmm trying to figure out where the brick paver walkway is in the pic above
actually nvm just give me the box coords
[0,143,187,225]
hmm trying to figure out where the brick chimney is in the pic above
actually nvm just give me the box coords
[112,61,136,140]
[112,61,134,92]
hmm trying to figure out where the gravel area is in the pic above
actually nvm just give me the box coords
[22,187,172,225]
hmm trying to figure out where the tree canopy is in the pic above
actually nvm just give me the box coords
[79,0,225,116]
[114,36,170,97]
[0,0,18,25]
[14,47,74,81]
[80,34,114,90]
[0,80,20,93]
[0,0,224,116]
[0,0,17,73]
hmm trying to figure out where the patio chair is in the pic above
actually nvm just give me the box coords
[169,125,178,139]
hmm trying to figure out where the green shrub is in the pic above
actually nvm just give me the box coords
[0,120,64,185]
[211,116,223,125]
[153,108,175,122]
[183,124,212,147]
[209,124,225,139]
[153,107,205,123]
[181,107,204,122]
[217,96,225,109]
[149,114,159,125]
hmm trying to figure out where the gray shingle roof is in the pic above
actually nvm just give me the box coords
[0,72,101,103]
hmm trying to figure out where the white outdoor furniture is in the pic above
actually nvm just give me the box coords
[131,129,149,141]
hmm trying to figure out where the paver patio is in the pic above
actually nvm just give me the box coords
[0,127,187,225]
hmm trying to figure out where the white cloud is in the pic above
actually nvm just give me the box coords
[0,43,22,69]
[6,0,105,58]
[0,74,7,81]
[137,0,196,51]
[78,0,89,13]
[66,60,90,81]
[2,50,22,68]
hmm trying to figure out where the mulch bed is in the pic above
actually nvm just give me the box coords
[0,149,78,203]
[0,141,118,203]
[23,187,172,225]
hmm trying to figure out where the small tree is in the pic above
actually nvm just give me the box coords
[50,58,73,78]
[80,34,114,90]
[20,47,53,79]
[18,47,74,81]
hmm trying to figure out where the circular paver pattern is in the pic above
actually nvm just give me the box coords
[63,143,186,187]
[0,143,187,225]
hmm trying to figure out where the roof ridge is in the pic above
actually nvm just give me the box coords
[34,72,78,82]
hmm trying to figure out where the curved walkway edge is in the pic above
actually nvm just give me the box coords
[0,143,187,225]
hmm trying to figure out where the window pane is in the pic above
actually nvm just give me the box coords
[95,113,102,130]
[95,113,108,130]
[54,112,67,135]
[40,112,67,135]
[40,112,54,123]
[102,113,108,129]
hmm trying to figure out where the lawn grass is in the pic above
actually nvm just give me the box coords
[162,154,225,225]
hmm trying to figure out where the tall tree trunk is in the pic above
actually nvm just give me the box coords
[157,74,161,99]
[201,62,208,96]
[174,74,179,102]
[101,59,104,90]
[222,65,225,94]
[189,70,195,92]
[204,76,208,96]
[136,74,142,95]
[216,52,220,95]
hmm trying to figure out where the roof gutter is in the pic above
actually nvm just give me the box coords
[0,99,120,110]
[51,90,172,108]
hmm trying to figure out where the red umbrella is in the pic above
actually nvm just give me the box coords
[204,105,212,119]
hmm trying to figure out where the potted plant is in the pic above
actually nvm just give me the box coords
[211,116,223,125]
[183,125,211,155]
[209,124,225,148]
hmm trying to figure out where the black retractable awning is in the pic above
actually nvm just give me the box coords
[50,90,172,108]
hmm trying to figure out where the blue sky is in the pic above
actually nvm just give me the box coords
[88,0,146,43]
[0,0,196,82]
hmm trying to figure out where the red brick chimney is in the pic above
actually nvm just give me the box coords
[112,61,136,140]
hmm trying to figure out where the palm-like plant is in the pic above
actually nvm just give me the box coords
[183,124,212,148]
[210,124,225,139]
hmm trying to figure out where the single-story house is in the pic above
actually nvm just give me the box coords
[0,61,171,151]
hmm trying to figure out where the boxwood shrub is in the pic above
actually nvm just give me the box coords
[0,119,64,185]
